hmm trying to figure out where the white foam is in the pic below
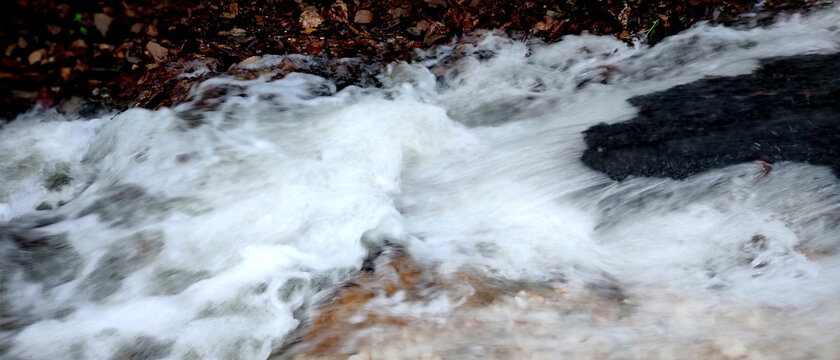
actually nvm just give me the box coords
[2,4,839,359]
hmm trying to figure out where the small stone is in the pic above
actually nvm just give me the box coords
[35,202,53,211]
[146,41,168,62]
[300,6,324,28]
[28,48,47,65]
[94,13,113,36]
[59,96,85,114]
[354,10,373,24]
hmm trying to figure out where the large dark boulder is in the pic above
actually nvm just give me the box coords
[581,52,840,180]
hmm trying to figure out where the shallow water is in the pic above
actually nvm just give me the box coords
[2,4,840,360]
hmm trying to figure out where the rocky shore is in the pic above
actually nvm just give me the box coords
[0,0,821,120]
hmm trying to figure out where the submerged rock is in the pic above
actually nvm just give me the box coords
[582,52,840,180]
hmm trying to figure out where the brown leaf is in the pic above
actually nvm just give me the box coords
[220,2,239,18]
[330,0,350,23]
[354,10,373,24]
[28,48,47,65]
[425,0,448,8]
[60,67,72,81]
[146,41,169,62]
[122,1,136,17]
[70,39,88,49]
[146,24,159,36]
[94,13,114,36]
[407,20,429,37]
[300,6,324,28]
[47,25,62,36]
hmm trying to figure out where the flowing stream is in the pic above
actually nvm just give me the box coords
[2,4,840,360]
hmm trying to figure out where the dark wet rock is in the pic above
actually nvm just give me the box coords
[151,269,210,296]
[79,184,169,227]
[43,163,74,191]
[0,226,82,331]
[109,336,174,360]
[10,213,66,228]
[0,228,82,289]
[581,52,840,181]
[81,230,164,301]
[35,201,53,211]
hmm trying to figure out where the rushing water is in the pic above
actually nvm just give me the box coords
[2,5,840,360]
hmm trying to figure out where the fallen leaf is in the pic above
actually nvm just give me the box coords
[330,0,349,23]
[407,20,429,37]
[94,13,113,36]
[354,9,373,24]
[300,6,324,28]
[60,67,72,81]
[47,24,62,35]
[146,41,168,62]
[28,48,47,65]
[146,24,158,36]
[618,6,631,28]
[221,2,239,18]
[618,29,630,39]
[130,23,144,34]
[122,1,136,17]
[70,39,88,49]
[425,0,448,8]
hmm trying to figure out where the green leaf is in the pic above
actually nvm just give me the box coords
[79,26,88,36]
[73,13,83,23]
[69,29,75,35]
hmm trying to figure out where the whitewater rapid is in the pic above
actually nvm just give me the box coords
[2,4,840,360]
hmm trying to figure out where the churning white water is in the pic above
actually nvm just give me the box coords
[2,4,840,360]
